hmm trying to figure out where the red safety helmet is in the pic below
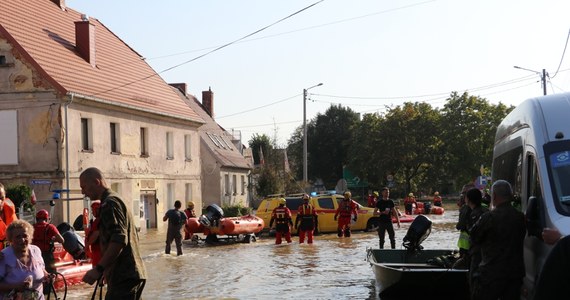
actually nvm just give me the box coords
[36,209,49,220]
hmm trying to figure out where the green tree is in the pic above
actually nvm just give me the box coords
[440,92,513,188]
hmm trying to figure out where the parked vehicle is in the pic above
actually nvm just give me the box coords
[255,192,411,235]
[492,92,570,298]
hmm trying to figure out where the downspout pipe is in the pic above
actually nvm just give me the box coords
[65,93,74,223]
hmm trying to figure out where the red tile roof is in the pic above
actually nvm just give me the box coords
[0,0,203,124]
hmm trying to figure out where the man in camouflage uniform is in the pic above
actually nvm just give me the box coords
[80,167,147,299]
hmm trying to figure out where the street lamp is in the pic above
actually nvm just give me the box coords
[513,66,547,95]
[303,83,323,187]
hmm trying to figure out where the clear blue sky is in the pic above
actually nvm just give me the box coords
[67,0,570,147]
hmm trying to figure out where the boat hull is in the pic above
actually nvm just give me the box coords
[366,248,469,299]
[187,215,265,236]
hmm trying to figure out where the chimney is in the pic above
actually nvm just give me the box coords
[51,0,66,10]
[202,88,214,118]
[75,15,96,67]
[169,83,187,95]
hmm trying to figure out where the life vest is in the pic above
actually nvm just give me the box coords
[338,200,355,218]
[273,207,291,224]
[32,222,56,252]
[299,204,315,223]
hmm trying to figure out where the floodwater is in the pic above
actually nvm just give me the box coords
[65,204,460,300]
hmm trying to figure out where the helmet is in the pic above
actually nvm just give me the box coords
[434,191,439,195]
[408,193,414,197]
[279,198,286,206]
[302,194,309,200]
[187,201,195,208]
[36,209,49,220]
[344,191,351,199]
[373,191,379,197]
[91,200,101,209]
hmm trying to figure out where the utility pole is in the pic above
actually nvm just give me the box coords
[542,69,547,96]
[514,66,548,96]
[303,83,323,187]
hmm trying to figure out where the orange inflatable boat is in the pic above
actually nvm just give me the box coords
[186,204,264,244]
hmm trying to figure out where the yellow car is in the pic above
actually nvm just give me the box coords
[255,192,381,235]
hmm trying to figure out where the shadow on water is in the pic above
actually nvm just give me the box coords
[65,204,461,299]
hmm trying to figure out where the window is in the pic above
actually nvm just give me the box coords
[140,127,148,157]
[166,132,174,159]
[232,175,237,195]
[185,183,193,202]
[241,175,246,195]
[167,183,175,209]
[0,110,17,164]
[81,118,93,151]
[110,122,120,154]
[184,134,192,161]
[224,174,230,195]
[318,197,335,209]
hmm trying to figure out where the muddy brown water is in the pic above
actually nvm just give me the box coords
[65,204,460,300]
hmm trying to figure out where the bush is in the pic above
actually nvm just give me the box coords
[221,204,252,217]
[5,184,33,212]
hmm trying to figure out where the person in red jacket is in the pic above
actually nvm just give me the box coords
[334,191,358,238]
[367,191,379,208]
[269,199,293,244]
[404,193,417,214]
[294,194,318,244]
[32,209,64,273]
[184,201,197,240]
[85,200,101,267]
[433,191,443,207]
[0,183,18,250]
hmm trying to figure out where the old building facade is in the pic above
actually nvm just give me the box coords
[0,0,205,230]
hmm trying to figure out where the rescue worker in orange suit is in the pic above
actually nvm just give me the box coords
[294,194,318,244]
[334,191,358,238]
[184,201,197,240]
[404,192,417,214]
[85,200,102,267]
[433,191,442,207]
[367,191,379,208]
[0,183,17,250]
[32,209,65,295]
[269,198,293,244]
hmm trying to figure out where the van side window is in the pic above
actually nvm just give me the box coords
[527,155,542,205]
[318,197,335,209]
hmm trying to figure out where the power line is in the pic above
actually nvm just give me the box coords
[216,94,301,119]
[90,0,325,97]
[142,0,436,63]
[551,28,570,79]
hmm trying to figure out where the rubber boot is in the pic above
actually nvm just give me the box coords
[345,228,351,237]
[337,229,343,237]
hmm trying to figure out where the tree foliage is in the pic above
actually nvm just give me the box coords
[282,92,514,195]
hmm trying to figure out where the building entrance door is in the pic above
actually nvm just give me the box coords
[140,190,157,229]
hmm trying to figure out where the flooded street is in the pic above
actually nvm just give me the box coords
[66,204,460,300]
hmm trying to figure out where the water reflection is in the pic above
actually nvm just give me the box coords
[65,204,460,299]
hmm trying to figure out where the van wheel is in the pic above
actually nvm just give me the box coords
[366,219,380,231]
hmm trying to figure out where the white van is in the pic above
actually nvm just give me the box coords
[492,92,570,298]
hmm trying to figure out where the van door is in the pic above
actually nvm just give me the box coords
[315,196,337,232]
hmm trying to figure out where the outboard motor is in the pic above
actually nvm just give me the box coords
[199,204,224,227]
[58,223,86,260]
[402,215,432,251]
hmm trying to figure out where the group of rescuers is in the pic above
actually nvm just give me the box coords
[268,188,408,247]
